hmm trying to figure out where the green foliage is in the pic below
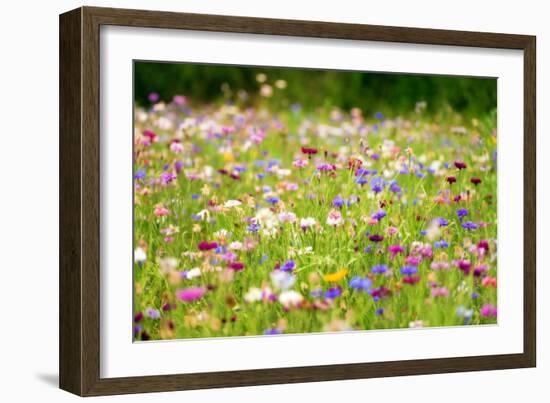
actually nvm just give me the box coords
[134,62,497,116]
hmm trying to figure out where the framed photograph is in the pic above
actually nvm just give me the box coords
[59,6,536,396]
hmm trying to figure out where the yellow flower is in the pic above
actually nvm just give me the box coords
[323,268,348,282]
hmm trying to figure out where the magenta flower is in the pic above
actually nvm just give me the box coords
[228,262,245,271]
[480,304,497,318]
[198,241,218,251]
[176,287,206,302]
[388,244,405,259]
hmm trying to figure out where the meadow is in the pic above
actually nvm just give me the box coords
[133,68,497,341]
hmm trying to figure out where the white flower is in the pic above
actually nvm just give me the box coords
[223,200,242,208]
[134,247,147,264]
[300,217,317,229]
[195,209,210,220]
[214,229,230,238]
[229,241,243,251]
[278,290,304,307]
[244,287,263,303]
[326,209,343,226]
[185,267,201,279]
[278,211,297,223]
[409,320,425,328]
[270,271,296,290]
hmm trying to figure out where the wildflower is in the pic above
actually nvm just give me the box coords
[387,226,398,236]
[228,262,245,271]
[372,210,386,220]
[456,208,468,219]
[323,269,348,282]
[293,159,309,168]
[154,204,170,217]
[455,259,472,275]
[265,196,280,204]
[403,275,421,284]
[482,277,497,287]
[431,287,449,297]
[300,217,317,230]
[454,161,467,170]
[446,176,457,184]
[324,287,342,299]
[170,142,184,153]
[349,276,372,291]
[175,287,206,302]
[437,218,449,227]
[301,147,318,155]
[134,247,147,264]
[461,221,478,230]
[264,328,283,335]
[409,320,425,328]
[326,209,344,226]
[279,290,304,307]
[400,266,418,276]
[480,304,497,318]
[145,307,161,319]
[470,177,482,185]
[198,241,218,251]
[278,211,297,223]
[431,261,450,270]
[280,260,296,272]
[333,195,346,208]
[270,271,296,290]
[434,240,449,248]
[372,264,388,274]
[244,287,263,303]
[224,200,242,208]
[247,223,261,233]
[388,244,405,258]
[369,234,384,242]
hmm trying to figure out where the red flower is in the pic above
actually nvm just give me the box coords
[470,177,482,185]
[454,161,467,170]
[369,234,384,242]
[301,147,318,155]
[228,262,245,271]
[403,275,421,285]
[446,176,457,184]
[198,241,218,251]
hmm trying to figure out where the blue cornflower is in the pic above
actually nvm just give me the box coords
[372,210,387,220]
[191,194,200,200]
[371,177,385,193]
[310,288,323,298]
[438,217,449,227]
[364,245,373,253]
[324,287,342,299]
[434,240,450,248]
[333,195,346,208]
[263,185,272,193]
[375,307,384,316]
[461,221,478,230]
[371,264,388,274]
[281,260,296,272]
[400,266,418,276]
[265,196,280,204]
[349,276,372,291]
[389,182,402,193]
[456,208,469,219]
[134,168,146,180]
[264,328,282,335]
[247,223,261,233]
[355,176,368,185]
[374,111,384,120]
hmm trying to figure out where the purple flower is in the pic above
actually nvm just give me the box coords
[456,208,469,219]
[264,328,282,335]
[369,234,384,242]
[371,264,388,274]
[333,195,346,208]
[266,196,280,204]
[480,304,497,318]
[324,287,342,299]
[134,168,146,180]
[349,276,372,291]
[148,92,160,103]
[281,260,296,272]
[461,221,478,230]
[437,218,449,227]
[434,240,449,248]
[247,223,261,233]
[400,266,418,276]
[372,210,386,220]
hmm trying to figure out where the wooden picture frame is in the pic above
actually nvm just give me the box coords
[59,6,536,396]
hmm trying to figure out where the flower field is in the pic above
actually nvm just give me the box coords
[133,73,497,341]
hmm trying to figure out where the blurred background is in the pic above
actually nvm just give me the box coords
[134,61,497,116]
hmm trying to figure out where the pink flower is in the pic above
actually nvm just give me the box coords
[431,287,449,297]
[198,241,218,251]
[386,226,398,236]
[482,276,497,288]
[480,304,497,318]
[430,261,450,270]
[154,205,170,217]
[326,209,343,226]
[170,142,184,153]
[176,287,206,302]
[388,244,405,259]
[228,262,245,271]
